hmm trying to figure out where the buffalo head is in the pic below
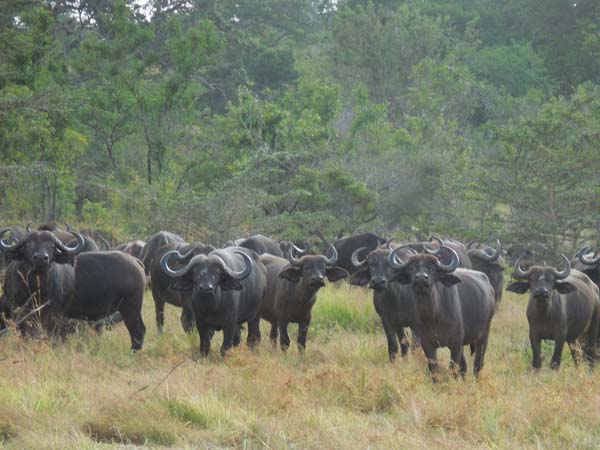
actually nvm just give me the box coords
[0,229,85,271]
[349,244,402,290]
[278,243,348,287]
[161,249,253,299]
[387,244,461,292]
[507,254,575,309]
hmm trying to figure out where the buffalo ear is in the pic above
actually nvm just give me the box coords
[169,277,194,292]
[349,269,370,286]
[220,275,244,291]
[326,266,348,282]
[437,274,461,287]
[506,281,530,294]
[389,270,411,285]
[555,281,577,295]
[54,249,75,265]
[278,265,302,283]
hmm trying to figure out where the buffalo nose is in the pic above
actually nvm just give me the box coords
[415,273,429,283]
[33,252,49,264]
[311,275,324,285]
[369,277,387,289]
[198,283,214,292]
[535,287,549,297]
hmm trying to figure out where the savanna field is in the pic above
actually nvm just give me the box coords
[1,283,599,450]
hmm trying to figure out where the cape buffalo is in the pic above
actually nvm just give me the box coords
[140,231,185,275]
[116,240,146,259]
[572,246,600,288]
[161,247,266,357]
[467,240,505,304]
[507,255,600,369]
[235,234,283,257]
[258,244,348,352]
[349,245,416,361]
[331,232,386,275]
[150,241,215,333]
[0,230,146,351]
[388,245,495,378]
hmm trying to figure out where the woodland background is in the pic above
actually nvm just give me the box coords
[2,0,599,252]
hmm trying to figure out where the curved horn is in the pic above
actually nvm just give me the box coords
[552,254,571,280]
[513,253,533,279]
[434,246,459,273]
[160,250,201,278]
[292,243,308,255]
[0,228,19,251]
[26,223,33,233]
[287,244,303,266]
[323,243,338,265]
[385,238,400,249]
[215,251,253,280]
[477,240,502,262]
[351,247,368,267]
[54,231,85,255]
[466,239,480,250]
[424,237,443,254]
[388,245,416,270]
[578,246,600,266]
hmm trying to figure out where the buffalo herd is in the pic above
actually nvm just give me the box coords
[1,225,600,379]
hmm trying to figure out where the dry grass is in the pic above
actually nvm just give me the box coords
[1,282,600,449]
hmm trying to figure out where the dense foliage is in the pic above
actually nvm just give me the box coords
[1,0,599,253]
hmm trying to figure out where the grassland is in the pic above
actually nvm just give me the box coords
[1,283,599,449]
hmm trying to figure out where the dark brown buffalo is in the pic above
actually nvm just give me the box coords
[150,241,215,333]
[507,255,600,369]
[349,244,416,361]
[140,231,185,275]
[467,240,505,304]
[0,230,146,351]
[116,240,146,259]
[572,246,600,288]
[388,245,495,378]
[330,232,386,275]
[161,247,266,357]
[258,244,348,352]
[230,234,283,257]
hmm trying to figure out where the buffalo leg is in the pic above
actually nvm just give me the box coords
[449,343,465,378]
[279,321,291,352]
[120,305,146,352]
[422,345,439,380]
[220,321,237,357]
[179,306,195,333]
[380,317,399,362]
[197,322,212,358]
[152,292,165,334]
[397,327,409,359]
[530,331,542,369]
[550,335,566,370]
[247,315,261,350]
[297,313,311,352]
[474,334,489,376]
[233,325,242,347]
[567,341,579,367]
[269,322,278,351]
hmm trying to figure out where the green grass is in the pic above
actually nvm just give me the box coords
[0,283,599,449]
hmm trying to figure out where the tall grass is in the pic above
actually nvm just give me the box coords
[0,282,599,449]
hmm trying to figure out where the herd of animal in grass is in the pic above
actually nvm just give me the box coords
[1,225,600,380]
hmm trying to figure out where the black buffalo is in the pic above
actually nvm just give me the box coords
[388,245,495,378]
[150,241,215,333]
[116,240,146,259]
[140,231,185,275]
[258,244,348,352]
[572,247,600,288]
[233,234,283,257]
[161,247,266,357]
[0,230,146,351]
[507,255,600,369]
[349,245,416,361]
[467,240,505,304]
[331,232,386,275]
